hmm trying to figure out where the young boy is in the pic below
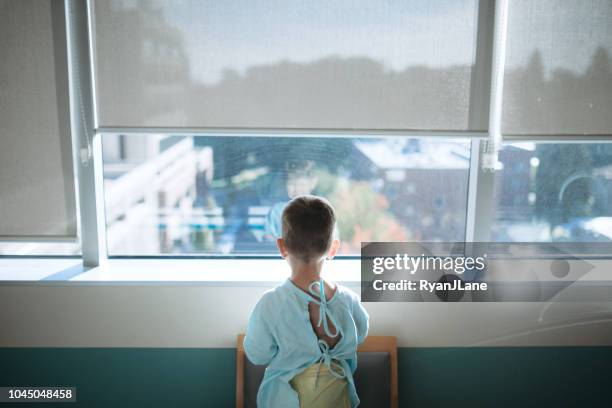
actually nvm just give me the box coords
[244,195,369,408]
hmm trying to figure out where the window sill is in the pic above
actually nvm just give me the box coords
[0,258,82,281]
[0,258,361,286]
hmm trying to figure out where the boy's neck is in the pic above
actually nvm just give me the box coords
[289,257,325,290]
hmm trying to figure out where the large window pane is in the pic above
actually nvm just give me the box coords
[493,142,612,242]
[102,135,471,256]
[503,0,612,135]
[93,0,481,130]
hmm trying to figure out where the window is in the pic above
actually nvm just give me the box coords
[4,0,612,268]
[102,135,471,256]
[492,142,612,242]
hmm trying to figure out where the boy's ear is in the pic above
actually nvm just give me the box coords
[276,238,289,258]
[327,239,340,260]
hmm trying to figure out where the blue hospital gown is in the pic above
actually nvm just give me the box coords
[244,278,369,408]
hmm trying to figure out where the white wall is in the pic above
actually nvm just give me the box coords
[1,264,612,348]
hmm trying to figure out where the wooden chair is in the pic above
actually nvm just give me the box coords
[236,334,398,408]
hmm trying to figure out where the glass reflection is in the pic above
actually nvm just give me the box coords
[102,135,471,255]
[493,143,612,242]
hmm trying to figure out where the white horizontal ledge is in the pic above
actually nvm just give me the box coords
[0,258,361,285]
[74,258,361,284]
[3,257,612,286]
[0,258,82,281]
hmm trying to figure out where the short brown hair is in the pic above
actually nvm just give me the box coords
[281,195,336,262]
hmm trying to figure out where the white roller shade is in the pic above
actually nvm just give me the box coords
[503,0,612,135]
[92,0,482,130]
[0,0,77,239]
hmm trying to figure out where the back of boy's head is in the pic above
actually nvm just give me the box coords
[281,195,336,263]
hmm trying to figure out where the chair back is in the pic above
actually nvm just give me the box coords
[236,335,398,408]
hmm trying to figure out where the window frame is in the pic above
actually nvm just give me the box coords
[98,132,475,258]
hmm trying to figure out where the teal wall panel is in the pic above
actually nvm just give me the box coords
[0,347,610,407]
[397,347,611,407]
[0,348,236,407]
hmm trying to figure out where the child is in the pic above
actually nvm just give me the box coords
[244,195,369,408]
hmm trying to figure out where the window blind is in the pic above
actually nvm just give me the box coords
[0,0,77,239]
[92,0,483,131]
[502,0,612,135]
